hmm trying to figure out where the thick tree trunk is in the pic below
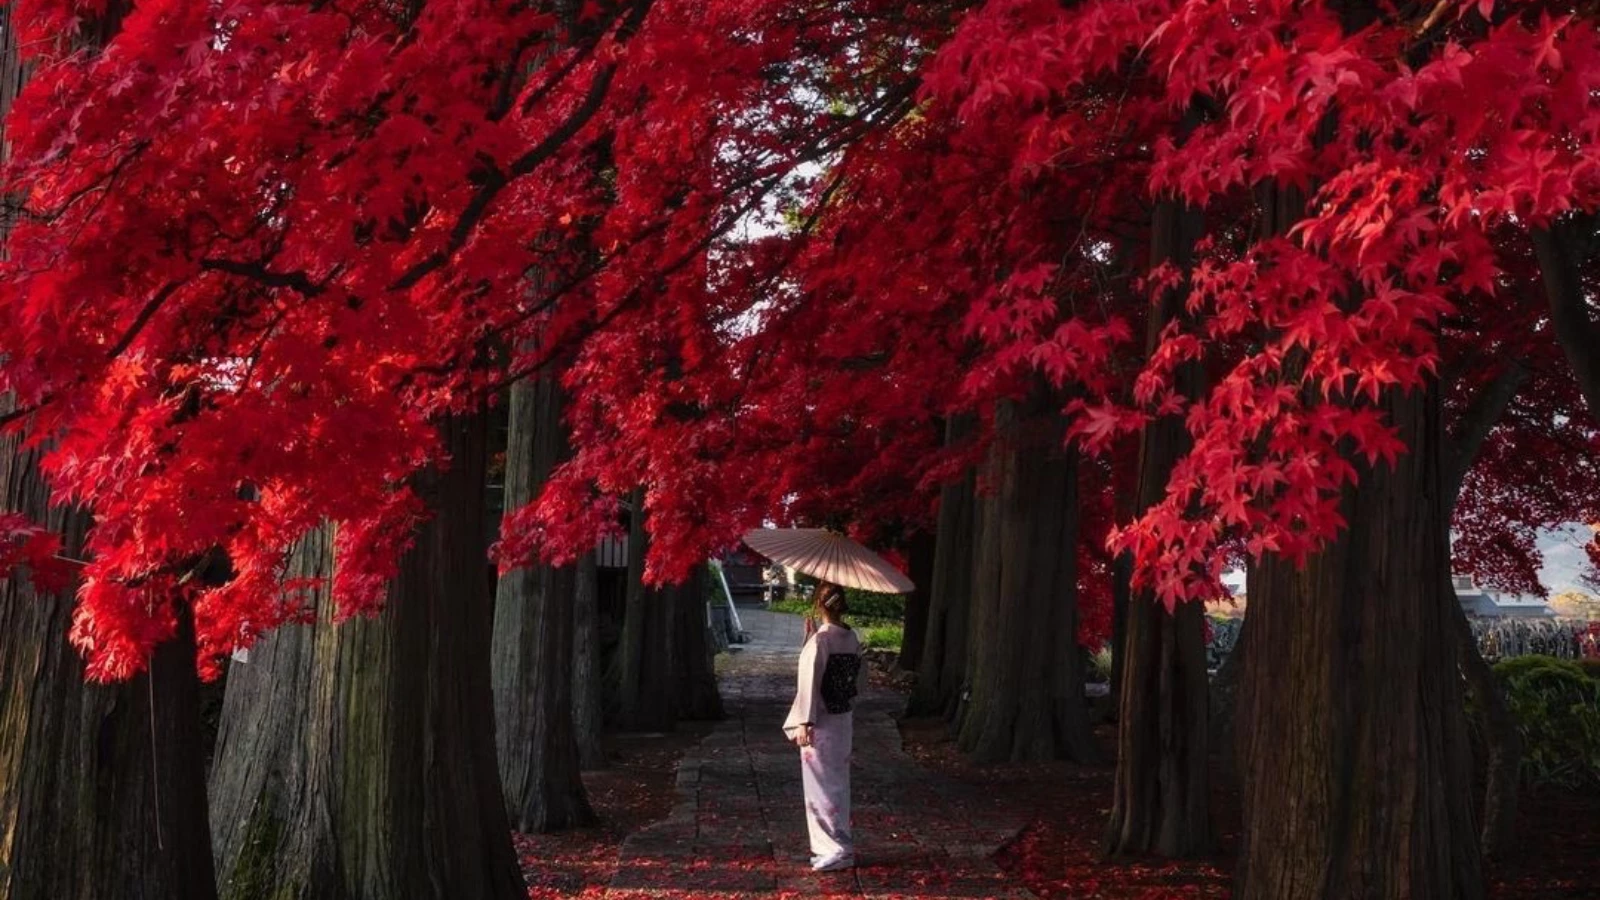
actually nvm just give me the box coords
[0,496,217,900]
[897,529,936,672]
[956,400,1100,764]
[1235,383,1483,900]
[1437,359,1527,862]
[1,5,215,897]
[208,532,336,898]
[613,490,654,730]
[572,552,607,769]
[492,376,594,833]
[1107,551,1132,714]
[1106,198,1211,858]
[908,417,976,719]
[1207,612,1248,790]
[611,501,714,731]
[208,413,524,900]
[1446,580,1519,862]
[668,566,723,722]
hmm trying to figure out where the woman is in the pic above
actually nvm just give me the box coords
[782,582,862,872]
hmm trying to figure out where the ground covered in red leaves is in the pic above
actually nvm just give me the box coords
[517,660,1597,899]
[899,718,1231,900]
[901,714,1600,900]
[519,725,711,900]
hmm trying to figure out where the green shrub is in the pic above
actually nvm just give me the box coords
[859,623,903,651]
[844,589,905,621]
[704,563,732,608]
[1578,657,1600,682]
[1087,644,1114,684]
[770,585,904,622]
[1493,655,1600,787]
[769,596,811,617]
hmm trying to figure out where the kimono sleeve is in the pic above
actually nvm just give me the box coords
[782,632,832,737]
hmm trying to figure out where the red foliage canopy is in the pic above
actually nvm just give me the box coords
[2,0,1597,678]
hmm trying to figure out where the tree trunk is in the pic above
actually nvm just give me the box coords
[613,490,653,730]
[908,416,976,719]
[1207,612,1248,791]
[1446,580,1518,863]
[1,4,216,897]
[208,413,524,900]
[208,532,336,898]
[491,376,594,833]
[1234,382,1483,900]
[572,551,607,769]
[668,566,724,722]
[956,400,1100,764]
[611,499,701,732]
[1532,219,1600,419]
[1107,550,1132,715]
[1438,360,1528,863]
[897,528,936,672]
[1106,198,1211,858]
[0,498,217,900]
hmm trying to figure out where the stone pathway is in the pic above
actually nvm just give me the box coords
[606,608,1032,898]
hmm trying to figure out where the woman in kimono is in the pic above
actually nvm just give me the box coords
[782,582,862,872]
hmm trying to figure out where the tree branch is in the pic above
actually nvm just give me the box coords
[1442,359,1528,514]
[105,279,185,360]
[1532,218,1600,418]
[389,0,655,293]
[200,258,326,296]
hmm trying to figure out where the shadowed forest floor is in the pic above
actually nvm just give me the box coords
[518,611,1600,899]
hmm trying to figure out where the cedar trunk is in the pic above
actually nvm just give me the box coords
[0,456,216,900]
[572,552,607,769]
[897,529,937,672]
[208,413,523,900]
[1532,220,1600,418]
[956,401,1099,764]
[491,376,595,832]
[2,4,215,896]
[1106,198,1210,857]
[612,491,657,730]
[907,416,976,719]
[1234,382,1483,900]
[613,504,720,731]
[669,566,724,722]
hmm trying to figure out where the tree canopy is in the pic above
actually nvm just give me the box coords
[1,0,1597,681]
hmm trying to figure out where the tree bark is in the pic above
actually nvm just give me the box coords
[1234,382,1483,900]
[956,400,1100,764]
[491,376,595,833]
[1446,579,1519,863]
[611,500,714,731]
[208,413,524,900]
[613,490,653,729]
[1207,612,1248,791]
[897,528,936,672]
[668,566,724,722]
[0,501,217,900]
[572,551,607,769]
[1532,219,1600,419]
[1107,551,1132,714]
[1439,359,1528,862]
[908,416,976,719]
[1,5,216,898]
[1106,197,1211,858]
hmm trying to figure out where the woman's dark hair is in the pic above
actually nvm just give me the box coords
[816,583,848,617]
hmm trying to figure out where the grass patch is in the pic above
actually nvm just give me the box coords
[769,596,813,617]
[859,623,904,652]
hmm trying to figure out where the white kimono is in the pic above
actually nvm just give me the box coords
[782,623,862,862]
